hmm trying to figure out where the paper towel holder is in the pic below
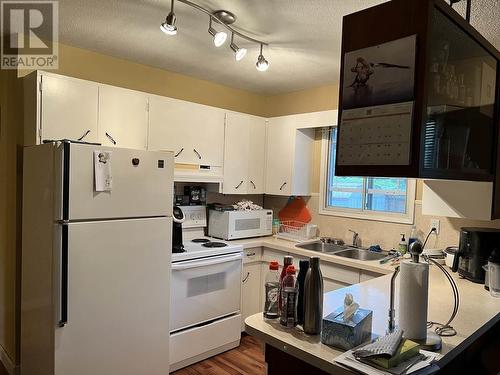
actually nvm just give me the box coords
[390,241,442,352]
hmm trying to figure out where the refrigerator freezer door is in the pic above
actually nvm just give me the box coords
[61,143,173,220]
[55,218,171,375]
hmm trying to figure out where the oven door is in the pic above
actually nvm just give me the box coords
[170,252,243,332]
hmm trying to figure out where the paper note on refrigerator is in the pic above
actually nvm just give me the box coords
[94,150,113,191]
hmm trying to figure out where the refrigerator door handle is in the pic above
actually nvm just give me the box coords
[58,224,69,327]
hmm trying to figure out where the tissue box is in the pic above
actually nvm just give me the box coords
[321,307,373,350]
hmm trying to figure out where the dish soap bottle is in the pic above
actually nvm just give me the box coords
[263,261,280,319]
[280,265,298,328]
[399,234,408,255]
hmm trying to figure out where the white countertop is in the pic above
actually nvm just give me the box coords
[245,265,500,374]
[229,236,395,275]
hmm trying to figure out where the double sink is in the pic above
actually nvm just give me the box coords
[295,241,387,261]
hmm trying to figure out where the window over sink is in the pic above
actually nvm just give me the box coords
[320,128,416,224]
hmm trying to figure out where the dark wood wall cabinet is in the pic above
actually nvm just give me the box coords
[335,0,500,218]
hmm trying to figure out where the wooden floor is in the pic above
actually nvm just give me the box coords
[0,335,265,375]
[172,335,266,375]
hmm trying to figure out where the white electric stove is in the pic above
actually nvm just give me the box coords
[169,205,243,372]
[173,235,243,262]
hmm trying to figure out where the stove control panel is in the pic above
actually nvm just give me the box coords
[178,205,207,228]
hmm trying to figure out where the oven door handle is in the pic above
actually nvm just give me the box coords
[171,253,242,271]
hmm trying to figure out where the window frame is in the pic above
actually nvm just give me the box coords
[319,127,416,224]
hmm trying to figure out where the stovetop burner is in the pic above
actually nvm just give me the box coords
[202,241,228,248]
[191,238,210,243]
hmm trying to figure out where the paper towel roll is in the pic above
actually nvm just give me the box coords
[399,260,429,340]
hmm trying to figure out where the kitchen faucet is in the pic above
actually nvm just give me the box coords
[348,229,359,247]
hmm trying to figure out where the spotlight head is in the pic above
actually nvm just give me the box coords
[208,17,227,47]
[230,42,247,61]
[256,54,269,71]
[161,12,177,35]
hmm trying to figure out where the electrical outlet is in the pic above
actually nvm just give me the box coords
[430,219,440,235]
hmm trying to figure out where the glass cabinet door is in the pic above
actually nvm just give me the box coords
[422,7,497,178]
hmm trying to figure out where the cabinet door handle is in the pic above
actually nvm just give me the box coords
[279,182,287,191]
[77,129,91,141]
[193,148,202,160]
[242,272,250,283]
[250,180,256,189]
[246,252,256,257]
[174,148,184,157]
[235,180,244,189]
[105,132,117,145]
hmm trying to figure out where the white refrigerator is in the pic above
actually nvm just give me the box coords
[21,142,174,375]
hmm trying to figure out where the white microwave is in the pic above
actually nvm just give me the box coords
[208,209,273,240]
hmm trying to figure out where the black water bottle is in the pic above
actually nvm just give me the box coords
[296,260,309,325]
[304,256,323,335]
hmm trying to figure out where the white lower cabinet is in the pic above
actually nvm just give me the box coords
[241,262,262,331]
[241,247,263,331]
[323,277,349,292]
[241,247,385,331]
[359,270,382,282]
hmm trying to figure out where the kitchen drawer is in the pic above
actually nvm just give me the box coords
[262,247,288,264]
[321,262,359,285]
[170,314,241,372]
[324,277,349,293]
[359,270,383,282]
[243,247,262,264]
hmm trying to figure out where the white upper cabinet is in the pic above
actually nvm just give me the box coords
[265,117,294,195]
[148,95,225,166]
[39,74,99,143]
[223,112,266,194]
[147,96,185,159]
[247,116,266,194]
[98,85,149,149]
[265,116,315,196]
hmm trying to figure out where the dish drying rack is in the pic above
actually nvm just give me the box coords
[275,220,317,242]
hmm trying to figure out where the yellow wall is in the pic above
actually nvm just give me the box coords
[265,84,339,118]
[0,69,23,368]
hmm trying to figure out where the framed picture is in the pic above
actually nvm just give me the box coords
[342,35,417,110]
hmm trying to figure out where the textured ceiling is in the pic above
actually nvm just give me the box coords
[58,0,500,95]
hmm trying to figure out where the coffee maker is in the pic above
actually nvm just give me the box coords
[452,227,500,283]
[172,206,185,253]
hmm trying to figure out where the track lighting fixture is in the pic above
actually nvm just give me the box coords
[159,0,269,68]
[256,44,269,72]
[230,33,247,61]
[208,17,227,47]
[160,0,177,35]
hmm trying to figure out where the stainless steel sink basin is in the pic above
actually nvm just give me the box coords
[295,242,349,253]
[333,248,386,261]
[296,241,387,261]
